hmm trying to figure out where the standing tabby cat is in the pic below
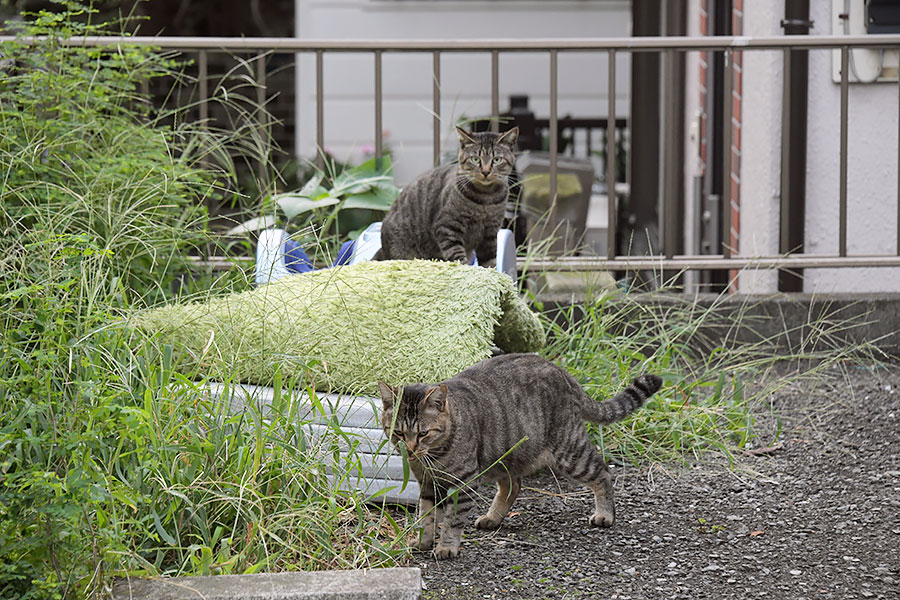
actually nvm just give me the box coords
[372,127,518,266]
[378,353,662,560]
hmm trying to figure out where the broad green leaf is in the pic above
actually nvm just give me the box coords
[331,171,394,196]
[348,155,392,177]
[275,193,341,219]
[200,546,213,576]
[342,190,397,211]
[298,172,323,196]
[225,215,276,235]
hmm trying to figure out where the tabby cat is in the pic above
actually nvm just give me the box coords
[378,353,662,560]
[372,126,519,266]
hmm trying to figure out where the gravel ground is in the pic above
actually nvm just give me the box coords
[411,363,900,599]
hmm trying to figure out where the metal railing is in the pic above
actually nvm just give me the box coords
[5,33,900,275]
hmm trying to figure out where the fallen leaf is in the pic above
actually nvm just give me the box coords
[743,442,784,456]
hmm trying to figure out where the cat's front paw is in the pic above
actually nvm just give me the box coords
[409,532,434,551]
[474,514,502,530]
[433,543,460,560]
[588,510,615,528]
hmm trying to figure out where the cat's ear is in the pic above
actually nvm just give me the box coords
[377,381,399,410]
[498,126,519,147]
[456,126,477,147]
[423,383,450,412]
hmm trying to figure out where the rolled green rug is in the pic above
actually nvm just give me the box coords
[133,260,544,396]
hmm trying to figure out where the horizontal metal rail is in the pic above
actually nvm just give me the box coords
[4,34,900,51]
[520,255,900,272]
[187,254,900,273]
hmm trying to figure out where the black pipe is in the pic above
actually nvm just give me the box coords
[628,0,661,255]
[779,0,811,292]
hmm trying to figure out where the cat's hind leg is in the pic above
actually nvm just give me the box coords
[474,475,521,530]
[555,431,616,528]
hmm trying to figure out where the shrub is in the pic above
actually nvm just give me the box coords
[0,6,407,598]
[0,4,218,598]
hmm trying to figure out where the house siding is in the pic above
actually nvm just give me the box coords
[294,0,631,184]
[685,0,900,293]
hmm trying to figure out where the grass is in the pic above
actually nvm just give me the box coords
[532,274,883,465]
[102,361,409,578]
[0,7,408,597]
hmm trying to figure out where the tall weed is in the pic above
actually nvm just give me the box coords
[536,279,880,464]
[0,5,397,599]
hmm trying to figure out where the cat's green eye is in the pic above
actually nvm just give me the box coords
[469,157,479,165]
[492,156,504,165]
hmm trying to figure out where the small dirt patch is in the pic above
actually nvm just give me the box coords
[412,364,900,599]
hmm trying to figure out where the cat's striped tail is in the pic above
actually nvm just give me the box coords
[582,375,662,425]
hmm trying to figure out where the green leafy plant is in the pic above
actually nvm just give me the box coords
[231,156,398,263]
[274,156,397,224]
[0,4,213,303]
[0,4,416,598]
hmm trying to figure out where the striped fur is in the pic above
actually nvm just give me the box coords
[378,354,662,560]
[373,127,518,266]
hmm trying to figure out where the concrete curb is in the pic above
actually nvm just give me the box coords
[540,292,900,355]
[111,568,422,600]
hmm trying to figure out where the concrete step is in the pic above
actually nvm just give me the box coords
[111,568,422,600]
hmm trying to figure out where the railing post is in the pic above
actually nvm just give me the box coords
[663,48,678,260]
[549,50,558,226]
[839,45,849,258]
[433,51,441,167]
[607,49,617,260]
[198,50,208,125]
[316,50,324,170]
[779,47,792,258]
[721,48,733,260]
[491,50,500,134]
[256,52,268,186]
[374,50,383,170]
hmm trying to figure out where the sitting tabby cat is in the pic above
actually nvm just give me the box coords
[372,126,518,266]
[378,353,662,560]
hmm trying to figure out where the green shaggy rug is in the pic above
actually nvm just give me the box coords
[133,260,544,396]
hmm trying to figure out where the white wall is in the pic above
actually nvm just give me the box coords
[294,0,631,185]
[682,0,900,293]
[803,0,900,292]
[736,1,782,293]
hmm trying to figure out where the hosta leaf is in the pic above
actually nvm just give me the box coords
[342,190,397,211]
[275,193,341,219]
[225,215,276,235]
